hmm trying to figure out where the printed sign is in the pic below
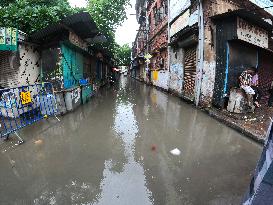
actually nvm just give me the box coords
[170,0,190,21]
[20,91,32,105]
[237,17,269,48]
[0,28,5,45]
[0,27,18,51]
[153,71,159,81]
[11,29,17,45]
[170,9,199,37]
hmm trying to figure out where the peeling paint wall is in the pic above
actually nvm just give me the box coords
[156,70,170,90]
[199,61,216,107]
[151,70,170,90]
[199,0,241,107]
[169,47,184,95]
[18,44,41,86]
[169,64,183,95]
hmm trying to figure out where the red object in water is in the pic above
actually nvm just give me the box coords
[151,144,156,151]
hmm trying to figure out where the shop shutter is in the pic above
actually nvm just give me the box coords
[0,51,19,88]
[183,46,197,100]
[258,50,273,104]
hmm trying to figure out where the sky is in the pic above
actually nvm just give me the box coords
[115,0,139,46]
[69,0,87,8]
[68,0,139,46]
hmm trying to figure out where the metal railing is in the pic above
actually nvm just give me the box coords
[0,82,60,144]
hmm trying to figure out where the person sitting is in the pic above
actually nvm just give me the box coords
[239,68,256,109]
[251,68,261,108]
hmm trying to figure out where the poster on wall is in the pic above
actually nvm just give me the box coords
[0,28,5,45]
[170,0,190,22]
[0,27,18,51]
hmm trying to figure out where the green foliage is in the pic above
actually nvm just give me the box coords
[115,44,132,66]
[88,0,130,35]
[87,0,130,64]
[0,0,75,34]
[0,0,132,65]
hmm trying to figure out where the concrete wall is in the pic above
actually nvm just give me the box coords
[169,47,184,95]
[197,0,241,107]
[0,43,40,88]
[151,70,170,90]
[18,44,41,86]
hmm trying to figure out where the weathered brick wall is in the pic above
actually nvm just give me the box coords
[148,26,168,70]
[147,0,168,70]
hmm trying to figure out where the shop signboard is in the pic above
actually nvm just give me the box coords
[170,9,190,37]
[0,27,18,51]
[170,0,190,22]
[237,17,269,49]
[69,31,88,51]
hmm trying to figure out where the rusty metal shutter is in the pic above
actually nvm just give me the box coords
[258,50,273,104]
[0,51,19,88]
[183,46,197,100]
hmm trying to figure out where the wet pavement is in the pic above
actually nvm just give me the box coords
[0,77,262,205]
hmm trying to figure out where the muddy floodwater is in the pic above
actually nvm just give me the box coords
[0,77,262,205]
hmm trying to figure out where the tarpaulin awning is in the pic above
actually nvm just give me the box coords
[29,12,100,44]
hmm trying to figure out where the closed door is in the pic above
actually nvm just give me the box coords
[183,46,197,100]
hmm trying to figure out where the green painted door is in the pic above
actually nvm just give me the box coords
[61,44,83,89]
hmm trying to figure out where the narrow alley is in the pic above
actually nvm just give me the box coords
[0,76,261,205]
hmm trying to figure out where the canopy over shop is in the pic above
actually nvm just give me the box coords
[29,12,108,112]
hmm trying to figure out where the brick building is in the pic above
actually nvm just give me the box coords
[133,0,169,83]
[133,0,273,108]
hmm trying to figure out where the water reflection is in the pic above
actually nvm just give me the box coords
[0,76,262,205]
[93,77,153,205]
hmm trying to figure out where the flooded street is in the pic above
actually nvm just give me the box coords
[0,77,262,205]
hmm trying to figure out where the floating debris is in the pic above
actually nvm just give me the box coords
[170,148,181,156]
[34,139,43,145]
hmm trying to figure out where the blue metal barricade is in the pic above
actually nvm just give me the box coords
[0,82,59,143]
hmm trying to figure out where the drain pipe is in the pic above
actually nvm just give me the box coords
[166,0,171,90]
[167,0,171,72]
[195,0,204,107]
